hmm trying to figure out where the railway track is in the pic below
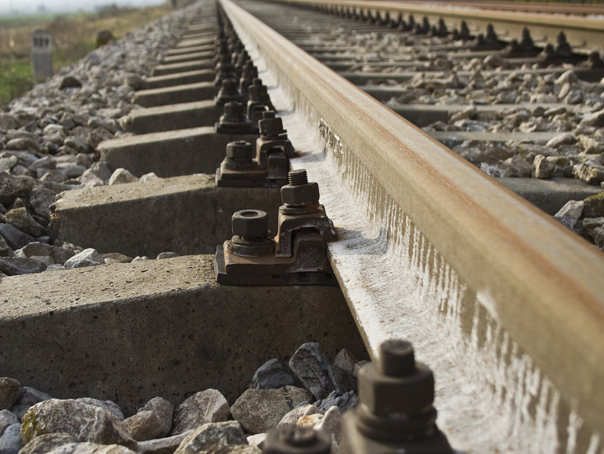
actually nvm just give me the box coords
[1,1,604,454]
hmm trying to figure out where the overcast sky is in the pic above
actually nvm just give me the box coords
[0,0,166,15]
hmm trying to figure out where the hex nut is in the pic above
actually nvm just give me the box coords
[281,183,319,206]
[226,141,254,161]
[357,362,434,417]
[232,209,269,238]
[259,117,283,135]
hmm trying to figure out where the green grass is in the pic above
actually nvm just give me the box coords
[0,4,171,107]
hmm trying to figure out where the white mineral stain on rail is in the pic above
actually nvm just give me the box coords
[230,17,601,454]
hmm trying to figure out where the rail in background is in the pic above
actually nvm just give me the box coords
[221,0,604,451]
[271,0,604,51]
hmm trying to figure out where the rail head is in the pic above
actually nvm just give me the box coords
[221,0,604,446]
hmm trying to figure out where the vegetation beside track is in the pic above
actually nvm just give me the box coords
[0,4,171,106]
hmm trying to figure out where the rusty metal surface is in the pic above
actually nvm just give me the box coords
[221,0,604,451]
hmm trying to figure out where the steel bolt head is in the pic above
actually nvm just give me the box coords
[232,209,269,239]
[226,141,254,161]
[281,182,319,206]
[259,117,284,135]
[358,340,435,417]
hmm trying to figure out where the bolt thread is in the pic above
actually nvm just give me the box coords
[288,170,308,186]
[378,339,415,377]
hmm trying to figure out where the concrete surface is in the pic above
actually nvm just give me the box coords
[99,127,258,177]
[133,82,218,107]
[162,51,214,65]
[120,101,222,134]
[142,69,215,90]
[496,177,604,214]
[51,174,282,257]
[176,37,215,48]
[0,254,366,414]
[151,60,214,77]
[163,45,213,57]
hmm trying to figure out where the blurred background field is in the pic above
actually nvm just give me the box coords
[0,3,171,106]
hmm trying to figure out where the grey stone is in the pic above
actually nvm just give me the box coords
[89,162,112,181]
[0,156,18,172]
[4,208,44,237]
[0,423,24,454]
[327,366,356,394]
[59,165,87,179]
[156,252,179,260]
[140,173,160,183]
[0,379,20,411]
[313,391,358,412]
[41,170,68,184]
[0,236,12,258]
[533,155,556,179]
[173,421,250,454]
[29,156,56,171]
[64,137,89,154]
[76,399,124,421]
[101,253,132,264]
[46,442,137,454]
[132,256,150,262]
[14,387,51,407]
[250,359,295,390]
[21,399,135,447]
[0,115,18,131]
[546,132,575,149]
[0,257,47,275]
[30,186,58,219]
[171,390,230,436]
[139,397,173,437]
[333,350,357,374]
[8,406,29,421]
[108,169,138,185]
[88,128,114,150]
[6,138,38,152]
[230,387,313,435]
[593,226,604,249]
[503,154,532,178]
[0,171,35,205]
[59,76,82,90]
[554,201,584,229]
[135,431,191,454]
[20,433,77,454]
[289,343,334,400]
[573,163,604,185]
[123,411,163,442]
[63,248,105,269]
[583,192,604,218]
[0,411,18,437]
[277,405,324,428]
[315,406,342,453]
[579,109,604,127]
[18,243,74,265]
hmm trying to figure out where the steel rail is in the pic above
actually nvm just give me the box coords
[272,0,604,51]
[222,0,604,451]
[403,0,604,17]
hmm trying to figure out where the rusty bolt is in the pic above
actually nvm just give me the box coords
[226,141,254,162]
[264,426,330,454]
[217,79,239,98]
[259,117,286,137]
[232,209,269,239]
[358,339,434,417]
[222,102,245,122]
[280,170,320,207]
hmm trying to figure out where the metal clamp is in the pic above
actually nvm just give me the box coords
[216,140,289,187]
[214,170,338,286]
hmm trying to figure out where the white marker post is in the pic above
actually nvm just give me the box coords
[32,28,53,81]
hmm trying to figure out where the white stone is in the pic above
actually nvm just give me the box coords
[108,168,138,185]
